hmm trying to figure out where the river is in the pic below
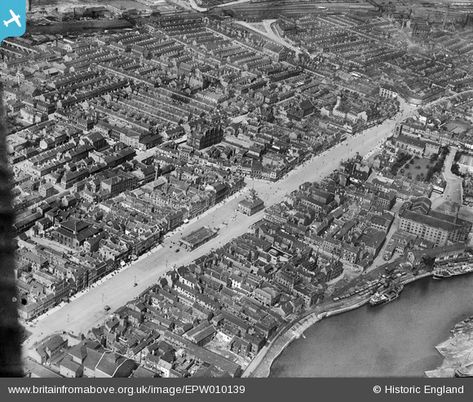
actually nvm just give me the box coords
[270,274,473,377]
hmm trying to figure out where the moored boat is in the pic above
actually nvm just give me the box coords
[433,269,453,280]
[433,264,473,279]
[369,284,403,306]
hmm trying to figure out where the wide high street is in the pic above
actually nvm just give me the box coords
[23,99,417,354]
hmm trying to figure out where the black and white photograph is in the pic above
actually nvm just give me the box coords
[1,1,473,398]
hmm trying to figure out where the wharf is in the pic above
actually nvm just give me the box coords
[244,271,433,378]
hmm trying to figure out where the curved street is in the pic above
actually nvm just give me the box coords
[431,146,463,210]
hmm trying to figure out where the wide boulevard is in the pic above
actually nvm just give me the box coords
[22,99,417,355]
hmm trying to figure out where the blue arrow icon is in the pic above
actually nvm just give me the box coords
[0,1,27,43]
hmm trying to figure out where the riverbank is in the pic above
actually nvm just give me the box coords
[426,316,473,378]
[245,271,433,378]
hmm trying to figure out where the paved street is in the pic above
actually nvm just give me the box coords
[22,99,416,355]
[432,146,463,210]
[369,214,401,271]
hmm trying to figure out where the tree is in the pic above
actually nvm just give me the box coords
[451,163,463,177]
[421,255,436,272]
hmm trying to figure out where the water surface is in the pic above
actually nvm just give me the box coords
[271,275,473,377]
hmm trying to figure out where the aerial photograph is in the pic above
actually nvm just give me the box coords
[2,0,473,382]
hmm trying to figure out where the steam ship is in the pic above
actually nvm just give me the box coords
[369,284,404,306]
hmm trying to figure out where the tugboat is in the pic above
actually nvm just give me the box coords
[369,284,403,306]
